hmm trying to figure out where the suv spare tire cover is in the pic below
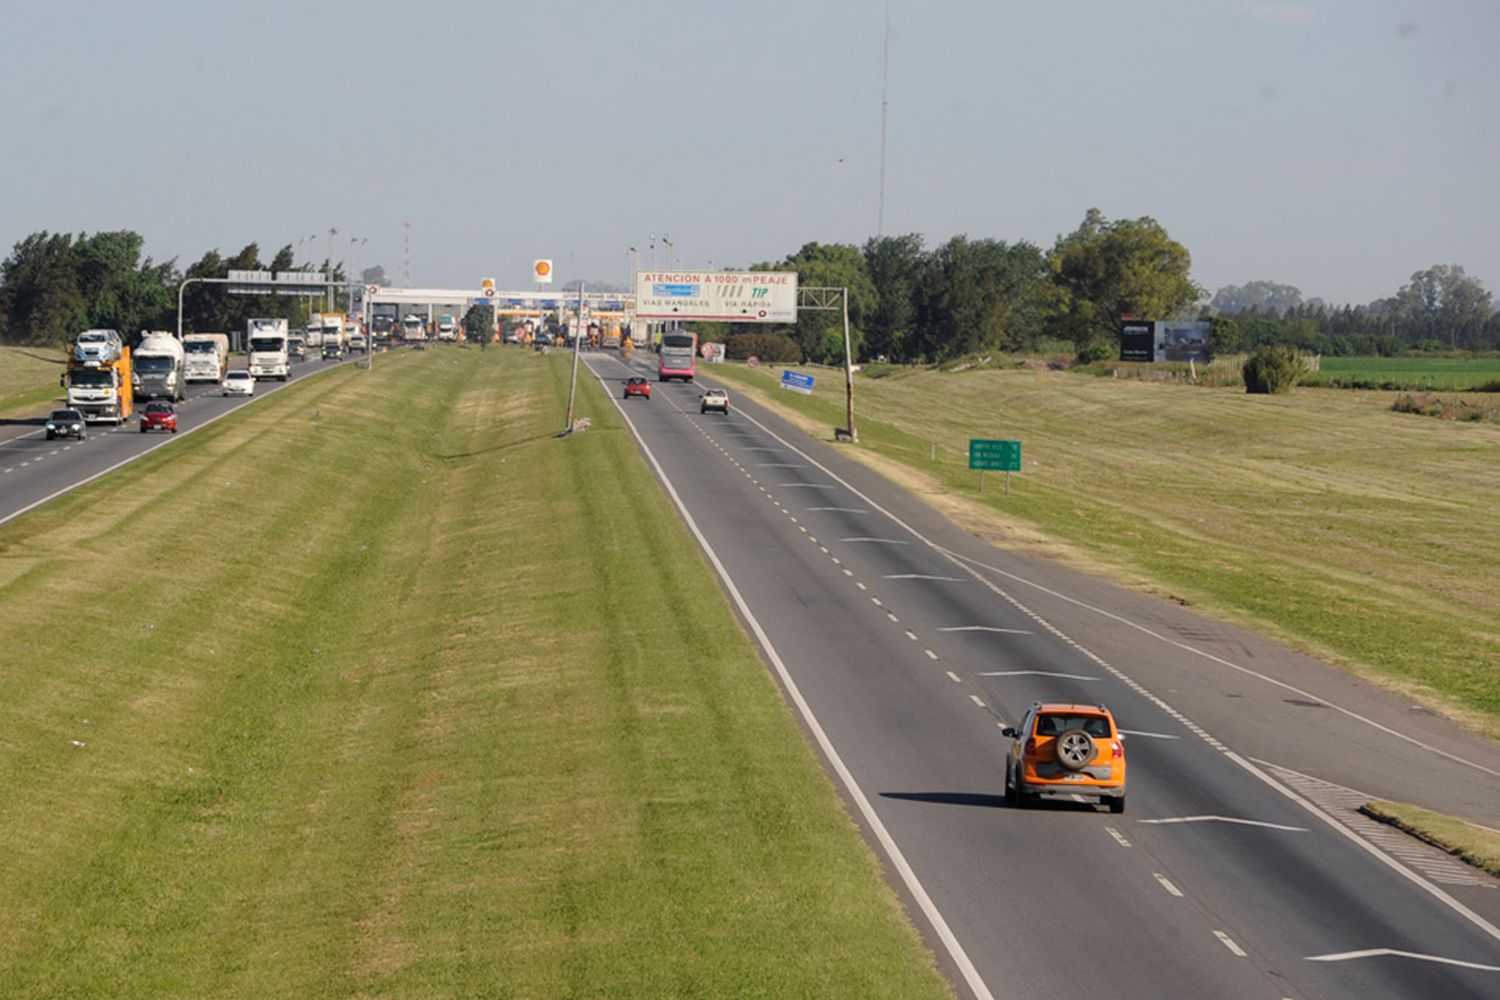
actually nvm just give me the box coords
[1055,729,1095,771]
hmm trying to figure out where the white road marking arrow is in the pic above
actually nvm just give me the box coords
[938,626,1032,634]
[841,537,909,544]
[883,574,965,582]
[1305,948,1500,972]
[978,670,1096,680]
[1139,815,1307,832]
[806,506,867,513]
[1118,729,1180,740]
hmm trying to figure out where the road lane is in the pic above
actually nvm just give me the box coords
[586,351,1500,999]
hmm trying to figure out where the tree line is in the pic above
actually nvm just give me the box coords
[4,218,1496,360]
[0,231,356,347]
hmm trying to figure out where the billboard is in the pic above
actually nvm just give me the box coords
[633,270,798,323]
[1117,320,1212,363]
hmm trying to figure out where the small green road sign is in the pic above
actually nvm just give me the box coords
[969,439,1021,471]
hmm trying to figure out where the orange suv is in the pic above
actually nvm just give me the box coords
[1003,703,1126,813]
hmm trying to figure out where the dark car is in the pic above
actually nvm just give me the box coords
[140,400,178,434]
[45,408,87,441]
[623,376,652,400]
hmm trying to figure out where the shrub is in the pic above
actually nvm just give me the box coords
[1075,341,1115,365]
[1243,345,1306,394]
[725,332,802,364]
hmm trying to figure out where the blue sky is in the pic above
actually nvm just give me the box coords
[2,0,1495,305]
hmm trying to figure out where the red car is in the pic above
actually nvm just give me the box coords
[140,401,178,434]
[623,376,652,400]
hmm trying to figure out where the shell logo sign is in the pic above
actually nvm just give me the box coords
[533,259,553,284]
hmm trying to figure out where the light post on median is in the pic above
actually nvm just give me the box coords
[564,281,585,433]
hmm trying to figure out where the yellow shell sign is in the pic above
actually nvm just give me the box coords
[533,260,553,284]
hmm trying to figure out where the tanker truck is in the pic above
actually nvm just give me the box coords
[132,331,186,401]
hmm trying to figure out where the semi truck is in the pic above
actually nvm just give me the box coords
[305,313,325,349]
[321,313,347,358]
[401,314,427,343]
[247,318,291,380]
[183,333,230,382]
[64,346,134,423]
[132,331,186,401]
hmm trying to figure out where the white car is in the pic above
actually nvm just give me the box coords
[222,370,255,397]
[74,329,123,363]
[700,388,730,414]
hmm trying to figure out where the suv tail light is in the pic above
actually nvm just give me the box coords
[1111,741,1123,759]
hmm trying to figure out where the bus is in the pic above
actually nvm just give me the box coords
[658,330,698,382]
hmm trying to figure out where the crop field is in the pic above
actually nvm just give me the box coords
[709,361,1500,735]
[0,346,66,416]
[0,349,951,998]
[1301,355,1500,390]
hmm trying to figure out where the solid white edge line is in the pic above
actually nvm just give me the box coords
[0,359,352,529]
[712,378,1500,949]
[585,358,997,1000]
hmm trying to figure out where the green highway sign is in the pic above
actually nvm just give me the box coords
[969,438,1021,471]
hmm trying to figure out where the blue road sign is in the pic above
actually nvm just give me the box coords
[780,370,816,395]
[653,283,699,297]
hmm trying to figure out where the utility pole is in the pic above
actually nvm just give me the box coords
[878,0,891,237]
[565,281,585,433]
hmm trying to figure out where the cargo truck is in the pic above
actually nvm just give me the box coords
[305,313,325,349]
[64,346,134,423]
[402,314,427,343]
[247,318,291,380]
[436,314,457,341]
[183,333,230,382]
[132,331,186,401]
[321,313,347,358]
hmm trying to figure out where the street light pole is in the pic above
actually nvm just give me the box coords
[842,286,857,442]
[565,281,585,433]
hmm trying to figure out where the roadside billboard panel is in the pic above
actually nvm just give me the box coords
[634,270,797,323]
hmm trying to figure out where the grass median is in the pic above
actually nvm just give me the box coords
[0,345,66,417]
[0,347,952,998]
[709,360,1500,737]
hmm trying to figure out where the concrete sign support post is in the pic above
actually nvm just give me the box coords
[565,281,584,433]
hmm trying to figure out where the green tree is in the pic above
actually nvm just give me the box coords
[0,232,87,345]
[1391,265,1492,349]
[759,242,875,364]
[462,303,494,347]
[862,233,924,361]
[1044,208,1201,350]
[911,236,1046,361]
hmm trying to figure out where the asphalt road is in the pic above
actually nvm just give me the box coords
[0,352,352,525]
[584,351,1500,1000]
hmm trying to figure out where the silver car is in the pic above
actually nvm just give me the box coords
[222,370,255,397]
[700,388,730,414]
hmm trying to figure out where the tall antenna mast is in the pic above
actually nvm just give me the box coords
[402,221,412,287]
[877,0,890,237]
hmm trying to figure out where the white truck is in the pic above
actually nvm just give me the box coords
[348,320,368,351]
[183,333,230,383]
[304,313,324,349]
[247,318,291,380]
[402,314,427,343]
[436,314,457,342]
[132,331,186,401]
[320,314,347,358]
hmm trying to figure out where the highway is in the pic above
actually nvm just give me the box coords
[583,350,1500,1000]
[4,344,1498,997]
[0,352,349,526]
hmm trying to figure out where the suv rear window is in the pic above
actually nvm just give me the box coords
[1035,714,1112,738]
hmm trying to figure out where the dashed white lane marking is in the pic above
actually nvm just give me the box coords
[1106,827,1133,848]
[977,670,1098,681]
[1214,931,1247,958]
[806,506,868,512]
[49,449,59,455]
[831,557,842,565]
[969,694,986,708]
[886,612,899,623]
[2,468,12,474]
[905,630,919,641]
[925,649,939,660]
[883,573,965,582]
[857,582,868,591]
[937,625,1032,634]
[819,546,830,554]
[842,568,853,577]
[1153,873,1183,896]
[1119,729,1180,740]
[1304,948,1500,971]
[867,593,878,602]
[1139,815,1307,832]
[841,536,909,545]
[946,671,962,683]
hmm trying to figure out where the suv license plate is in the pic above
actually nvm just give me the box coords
[1063,773,1086,781]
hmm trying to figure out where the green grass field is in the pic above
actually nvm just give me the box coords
[710,361,1500,735]
[0,345,66,416]
[0,349,952,998]
[1302,355,1500,390]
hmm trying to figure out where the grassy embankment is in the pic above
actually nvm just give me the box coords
[709,361,1500,737]
[0,348,952,998]
[0,346,66,417]
[1363,801,1500,878]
